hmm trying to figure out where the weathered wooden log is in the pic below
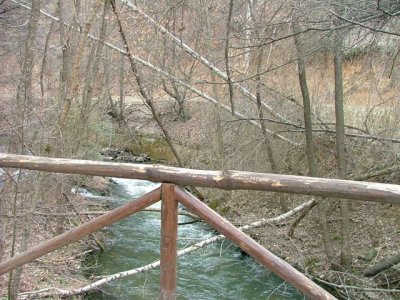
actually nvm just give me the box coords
[0,154,399,203]
[160,184,178,300]
[174,187,336,300]
[364,252,400,277]
[0,188,161,275]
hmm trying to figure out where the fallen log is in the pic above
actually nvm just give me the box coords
[364,252,400,277]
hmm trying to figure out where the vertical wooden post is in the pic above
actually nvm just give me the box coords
[160,184,178,300]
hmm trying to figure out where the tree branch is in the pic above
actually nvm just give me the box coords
[329,10,400,37]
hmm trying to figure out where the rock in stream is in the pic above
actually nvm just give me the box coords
[100,148,151,163]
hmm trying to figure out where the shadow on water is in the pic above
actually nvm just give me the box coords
[83,178,306,300]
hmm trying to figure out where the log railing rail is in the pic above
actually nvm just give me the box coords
[1,154,399,299]
[0,154,398,203]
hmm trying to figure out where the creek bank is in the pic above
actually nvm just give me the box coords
[78,176,113,195]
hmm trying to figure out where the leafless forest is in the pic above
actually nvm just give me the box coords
[0,0,400,299]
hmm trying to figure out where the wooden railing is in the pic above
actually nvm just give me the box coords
[1,154,399,299]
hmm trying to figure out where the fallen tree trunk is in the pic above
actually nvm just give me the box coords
[18,198,316,298]
[364,252,400,277]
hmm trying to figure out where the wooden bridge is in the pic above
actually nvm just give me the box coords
[0,153,399,299]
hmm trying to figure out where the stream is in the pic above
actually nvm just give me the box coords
[84,178,305,300]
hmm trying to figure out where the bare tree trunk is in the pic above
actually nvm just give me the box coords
[18,0,39,109]
[334,31,352,268]
[103,47,115,134]
[72,43,96,156]
[53,0,77,234]
[56,0,74,155]
[74,0,109,155]
[255,44,288,212]
[202,0,231,207]
[244,0,253,74]
[110,0,195,170]
[40,20,54,98]
[111,2,182,163]
[160,6,193,121]
[15,0,41,146]
[8,3,41,297]
[224,0,235,115]
[292,23,333,259]
[250,21,288,212]
[55,0,102,236]
[8,172,22,300]
[57,1,100,140]
[119,52,125,126]
[202,0,226,174]
[246,10,289,212]
[211,72,227,173]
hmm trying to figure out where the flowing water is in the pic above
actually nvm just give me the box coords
[84,178,305,300]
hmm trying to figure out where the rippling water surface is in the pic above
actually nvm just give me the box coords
[85,178,305,300]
